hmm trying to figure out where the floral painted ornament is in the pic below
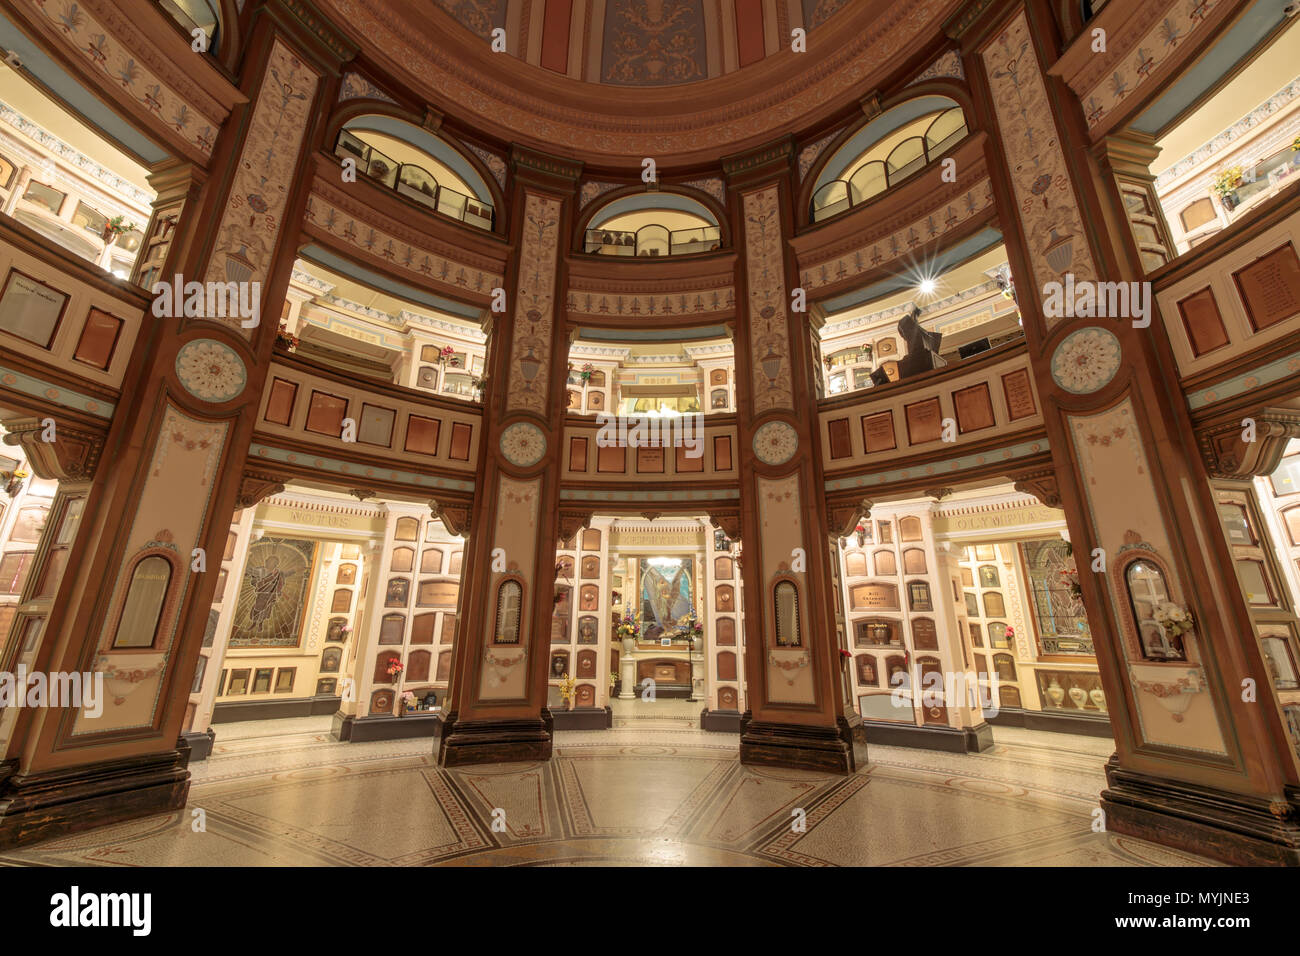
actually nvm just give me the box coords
[499,421,547,468]
[1050,326,1121,394]
[174,339,247,402]
[752,420,798,466]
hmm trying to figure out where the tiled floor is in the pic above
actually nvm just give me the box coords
[0,707,1217,866]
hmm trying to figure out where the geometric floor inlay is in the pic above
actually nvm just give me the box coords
[0,703,1219,867]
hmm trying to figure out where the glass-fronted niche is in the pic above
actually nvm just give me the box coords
[622,396,701,415]
[1020,539,1093,656]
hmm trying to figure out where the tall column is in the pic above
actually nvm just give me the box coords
[961,0,1300,863]
[0,1,355,848]
[723,140,867,773]
[437,148,583,767]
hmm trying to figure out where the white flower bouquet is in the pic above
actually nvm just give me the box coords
[1152,601,1194,638]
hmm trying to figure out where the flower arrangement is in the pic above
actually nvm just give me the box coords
[1152,601,1194,639]
[676,608,703,642]
[1210,165,1243,200]
[608,672,618,692]
[275,322,299,351]
[102,215,135,243]
[558,673,577,703]
[1292,135,1300,152]
[859,344,873,359]
[579,362,594,382]
[615,607,641,641]
[838,648,852,667]
[438,345,456,365]
[386,658,405,678]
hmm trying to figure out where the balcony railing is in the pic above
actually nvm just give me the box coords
[583,223,722,257]
[334,131,495,231]
[811,109,968,223]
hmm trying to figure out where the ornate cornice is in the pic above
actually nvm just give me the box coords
[430,497,473,537]
[827,498,873,539]
[274,0,362,63]
[2,419,104,482]
[1011,469,1062,509]
[237,470,287,509]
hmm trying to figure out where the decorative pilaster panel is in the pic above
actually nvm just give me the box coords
[201,40,319,338]
[980,10,1097,332]
[505,195,562,414]
[742,188,795,414]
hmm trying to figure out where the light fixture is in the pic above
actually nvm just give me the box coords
[918,278,937,296]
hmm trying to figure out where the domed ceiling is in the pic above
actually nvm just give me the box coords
[431,0,856,85]
[320,0,965,166]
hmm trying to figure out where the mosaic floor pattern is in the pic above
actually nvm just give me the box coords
[0,709,1218,867]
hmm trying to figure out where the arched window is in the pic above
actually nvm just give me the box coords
[112,555,173,648]
[334,119,496,229]
[810,98,967,222]
[1126,559,1186,661]
[495,579,523,644]
[584,192,721,258]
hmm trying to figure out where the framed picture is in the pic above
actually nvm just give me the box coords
[0,269,69,349]
[660,637,672,646]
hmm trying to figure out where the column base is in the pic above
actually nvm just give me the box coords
[738,713,867,774]
[1101,755,1300,866]
[0,749,191,850]
[436,710,554,767]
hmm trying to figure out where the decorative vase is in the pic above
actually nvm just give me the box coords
[692,634,703,653]
[1067,686,1087,710]
[566,696,574,711]
[1089,688,1107,711]
[1045,678,1066,709]
[622,636,636,654]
